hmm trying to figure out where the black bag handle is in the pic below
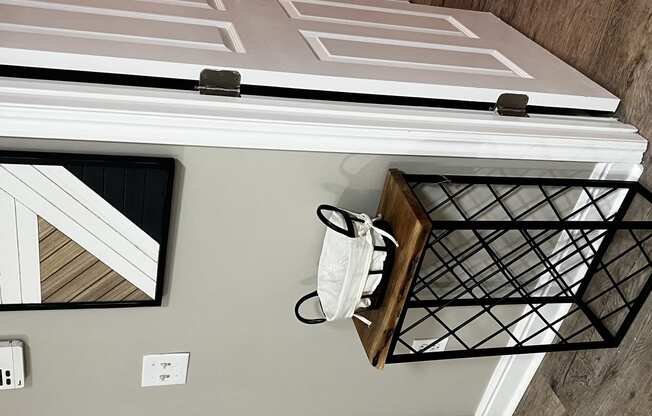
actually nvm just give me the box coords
[294,291,326,325]
[317,204,357,238]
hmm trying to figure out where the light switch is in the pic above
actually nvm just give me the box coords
[141,353,189,387]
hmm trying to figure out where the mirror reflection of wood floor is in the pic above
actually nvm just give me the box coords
[412,1,652,415]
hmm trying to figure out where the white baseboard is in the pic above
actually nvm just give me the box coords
[474,352,545,416]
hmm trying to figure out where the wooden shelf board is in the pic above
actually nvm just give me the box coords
[354,169,432,369]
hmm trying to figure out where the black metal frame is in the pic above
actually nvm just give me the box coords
[0,151,175,312]
[385,174,652,363]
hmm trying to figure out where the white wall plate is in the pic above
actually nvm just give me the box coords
[0,340,25,390]
[412,337,449,353]
[141,353,190,387]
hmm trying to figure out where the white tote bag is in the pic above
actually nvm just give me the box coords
[295,205,398,326]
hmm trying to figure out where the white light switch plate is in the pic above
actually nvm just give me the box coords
[141,353,189,387]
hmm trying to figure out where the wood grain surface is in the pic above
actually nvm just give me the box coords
[38,217,149,303]
[354,169,432,368]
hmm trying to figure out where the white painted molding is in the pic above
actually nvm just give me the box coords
[101,0,223,11]
[0,0,245,54]
[0,165,157,299]
[0,0,228,27]
[0,22,232,52]
[474,162,644,416]
[299,30,529,77]
[278,0,478,38]
[0,78,646,164]
[208,0,226,11]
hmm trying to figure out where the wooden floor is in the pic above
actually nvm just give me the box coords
[411,1,652,415]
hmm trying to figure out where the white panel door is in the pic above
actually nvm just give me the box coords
[0,0,619,111]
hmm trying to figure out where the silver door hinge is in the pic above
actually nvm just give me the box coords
[197,69,241,97]
[495,93,529,117]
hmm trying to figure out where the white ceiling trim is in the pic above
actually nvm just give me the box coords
[0,77,646,164]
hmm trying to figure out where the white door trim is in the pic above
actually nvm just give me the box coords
[474,162,644,416]
[0,77,646,164]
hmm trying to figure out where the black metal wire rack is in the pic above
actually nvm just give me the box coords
[385,174,652,363]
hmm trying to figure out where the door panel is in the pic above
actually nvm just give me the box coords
[301,31,528,77]
[0,0,619,110]
[279,0,477,37]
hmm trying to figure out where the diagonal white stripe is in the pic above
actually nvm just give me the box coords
[0,189,22,304]
[15,201,41,304]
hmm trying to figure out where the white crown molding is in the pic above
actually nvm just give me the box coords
[0,77,646,164]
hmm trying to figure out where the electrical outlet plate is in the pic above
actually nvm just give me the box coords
[0,340,25,390]
[141,353,190,387]
[412,337,449,353]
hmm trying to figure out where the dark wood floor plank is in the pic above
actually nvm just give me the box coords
[511,0,615,69]
[599,1,652,142]
[514,375,567,416]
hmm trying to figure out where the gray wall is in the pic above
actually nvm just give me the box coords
[0,137,598,416]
